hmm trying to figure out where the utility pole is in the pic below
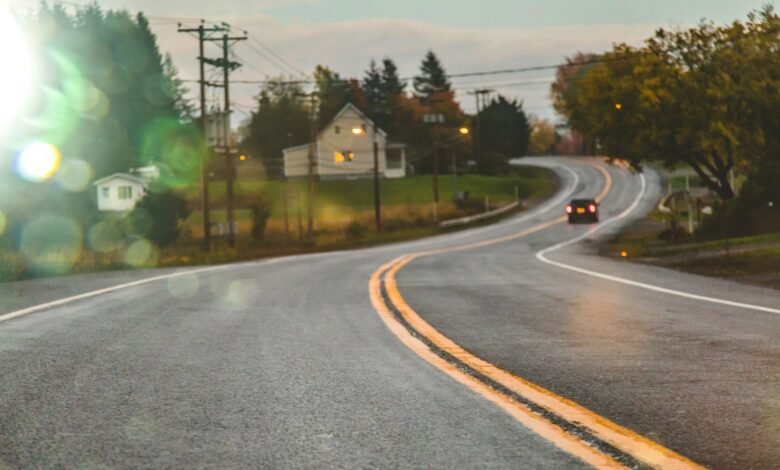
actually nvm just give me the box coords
[432,129,440,221]
[468,88,493,172]
[423,111,444,222]
[296,92,318,241]
[372,121,382,232]
[452,152,458,198]
[205,29,247,248]
[178,21,228,251]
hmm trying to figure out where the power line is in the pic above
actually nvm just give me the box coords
[231,49,269,78]
[241,41,299,77]
[180,54,620,87]
[248,35,307,77]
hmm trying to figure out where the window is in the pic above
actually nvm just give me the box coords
[334,125,340,134]
[101,187,110,199]
[118,186,133,199]
[334,151,354,164]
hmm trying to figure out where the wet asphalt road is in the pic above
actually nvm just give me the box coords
[0,157,777,468]
[399,160,780,469]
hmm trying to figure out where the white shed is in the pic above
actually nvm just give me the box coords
[94,173,147,212]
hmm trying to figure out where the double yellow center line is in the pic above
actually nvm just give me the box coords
[368,161,704,469]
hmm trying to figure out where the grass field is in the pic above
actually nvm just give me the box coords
[184,167,554,237]
[0,166,556,282]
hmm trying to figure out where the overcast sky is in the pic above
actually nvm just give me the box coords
[13,0,772,122]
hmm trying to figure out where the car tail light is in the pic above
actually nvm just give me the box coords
[565,205,572,214]
[588,204,596,213]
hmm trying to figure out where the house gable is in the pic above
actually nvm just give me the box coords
[94,173,148,212]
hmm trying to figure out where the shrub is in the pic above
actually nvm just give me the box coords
[696,200,752,240]
[129,190,191,248]
[344,220,368,241]
[250,194,272,241]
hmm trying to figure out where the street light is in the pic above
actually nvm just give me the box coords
[614,103,623,110]
[351,122,381,231]
[459,127,470,135]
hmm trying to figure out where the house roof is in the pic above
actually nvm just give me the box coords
[281,103,398,155]
[93,172,147,186]
[282,143,310,153]
[321,103,388,139]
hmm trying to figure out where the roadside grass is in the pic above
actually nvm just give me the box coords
[0,166,556,282]
[606,229,780,259]
[602,211,780,290]
[670,247,780,290]
[184,167,553,236]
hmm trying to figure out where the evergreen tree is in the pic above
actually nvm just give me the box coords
[413,51,452,102]
[380,58,406,98]
[314,65,349,128]
[479,96,531,174]
[241,81,309,179]
[363,60,383,112]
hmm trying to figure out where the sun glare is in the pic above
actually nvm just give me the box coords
[0,7,35,138]
[16,142,62,182]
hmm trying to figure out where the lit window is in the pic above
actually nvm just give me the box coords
[118,186,133,199]
[334,125,340,134]
[101,187,109,198]
[334,151,354,164]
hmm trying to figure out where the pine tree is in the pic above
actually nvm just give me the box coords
[363,60,383,112]
[413,51,451,102]
[380,58,405,101]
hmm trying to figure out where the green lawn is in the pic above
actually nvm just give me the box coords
[186,167,554,230]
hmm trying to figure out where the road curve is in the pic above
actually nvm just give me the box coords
[0,157,777,468]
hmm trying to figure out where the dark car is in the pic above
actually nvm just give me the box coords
[566,199,599,223]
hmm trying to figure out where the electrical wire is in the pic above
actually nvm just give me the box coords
[248,35,307,77]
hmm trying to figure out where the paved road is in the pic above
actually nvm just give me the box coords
[0,157,777,468]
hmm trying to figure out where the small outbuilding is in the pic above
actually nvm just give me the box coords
[94,173,147,212]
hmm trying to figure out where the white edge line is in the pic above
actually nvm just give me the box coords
[0,264,236,324]
[536,169,780,316]
[0,159,582,325]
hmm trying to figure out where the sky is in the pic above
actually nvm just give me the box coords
[12,0,773,123]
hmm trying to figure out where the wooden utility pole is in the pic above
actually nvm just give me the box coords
[423,111,444,222]
[300,93,318,241]
[468,88,493,171]
[372,121,382,232]
[178,21,228,251]
[204,30,247,248]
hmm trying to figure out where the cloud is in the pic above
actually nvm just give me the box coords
[160,16,658,120]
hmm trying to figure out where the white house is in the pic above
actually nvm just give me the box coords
[94,173,148,212]
[282,103,406,180]
[94,164,162,212]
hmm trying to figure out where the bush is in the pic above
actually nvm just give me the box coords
[477,151,512,175]
[344,220,368,241]
[129,190,191,248]
[249,194,272,241]
[696,199,753,240]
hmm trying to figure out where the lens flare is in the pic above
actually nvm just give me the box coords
[55,159,93,191]
[20,215,83,275]
[167,273,200,299]
[125,238,158,267]
[15,142,61,182]
[0,7,35,138]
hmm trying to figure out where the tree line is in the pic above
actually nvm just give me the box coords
[552,6,780,234]
[2,4,194,263]
[240,51,531,178]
